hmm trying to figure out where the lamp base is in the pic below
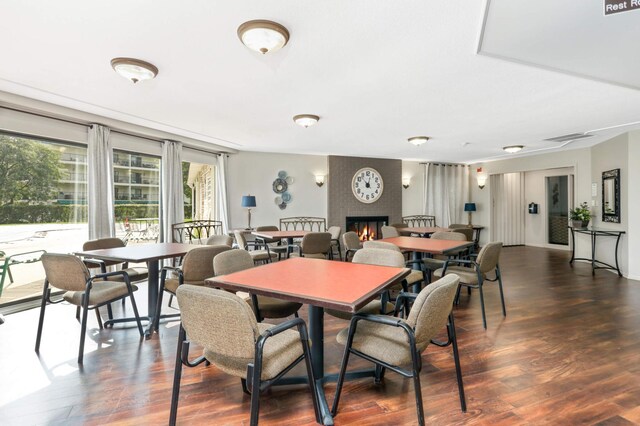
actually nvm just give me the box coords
[468,212,473,227]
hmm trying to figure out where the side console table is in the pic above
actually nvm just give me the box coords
[568,227,625,276]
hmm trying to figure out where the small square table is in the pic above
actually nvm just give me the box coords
[398,226,449,237]
[379,236,474,255]
[252,230,311,257]
[206,257,409,425]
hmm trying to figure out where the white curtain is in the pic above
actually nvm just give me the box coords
[490,172,525,245]
[215,154,230,234]
[423,163,470,228]
[87,124,115,240]
[161,140,184,243]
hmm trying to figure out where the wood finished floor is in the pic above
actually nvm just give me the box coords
[1,246,640,425]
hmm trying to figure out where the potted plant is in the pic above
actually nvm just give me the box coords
[570,202,591,228]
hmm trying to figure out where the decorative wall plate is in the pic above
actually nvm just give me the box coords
[278,202,287,210]
[272,178,288,193]
[285,176,294,184]
[278,170,287,179]
[274,196,283,205]
[282,192,292,203]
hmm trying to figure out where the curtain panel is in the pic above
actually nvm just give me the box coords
[87,124,115,239]
[423,163,470,228]
[214,154,230,234]
[161,140,184,243]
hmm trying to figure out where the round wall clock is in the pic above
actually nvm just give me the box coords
[352,167,384,203]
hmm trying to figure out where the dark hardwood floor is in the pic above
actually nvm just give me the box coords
[1,246,640,425]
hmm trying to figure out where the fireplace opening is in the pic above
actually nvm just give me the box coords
[346,216,389,241]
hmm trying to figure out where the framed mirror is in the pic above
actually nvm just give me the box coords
[602,168,620,223]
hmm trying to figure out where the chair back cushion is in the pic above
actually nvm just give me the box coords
[407,274,460,350]
[476,242,503,273]
[301,232,332,255]
[82,238,127,267]
[450,228,473,241]
[352,248,405,268]
[363,241,401,252]
[182,245,231,281]
[327,226,341,240]
[448,223,468,229]
[430,231,467,241]
[41,253,90,292]
[177,285,258,359]
[342,232,361,251]
[214,249,255,275]
[256,225,279,232]
[233,230,248,249]
[205,235,233,247]
[381,225,400,238]
[390,223,408,228]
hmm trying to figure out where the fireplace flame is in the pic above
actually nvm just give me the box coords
[358,225,375,241]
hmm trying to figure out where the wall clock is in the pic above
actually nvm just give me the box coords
[352,167,384,203]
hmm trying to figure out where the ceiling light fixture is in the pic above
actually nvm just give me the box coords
[111,58,158,83]
[237,20,290,54]
[293,114,320,128]
[503,145,524,153]
[408,136,430,146]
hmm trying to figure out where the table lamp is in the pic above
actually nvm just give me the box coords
[241,195,256,230]
[464,203,476,226]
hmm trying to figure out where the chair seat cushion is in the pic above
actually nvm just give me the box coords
[433,266,481,284]
[336,319,414,366]
[244,295,301,319]
[63,282,138,306]
[405,270,424,285]
[164,278,205,294]
[249,250,278,261]
[422,258,445,271]
[105,267,149,283]
[204,322,303,380]
[326,299,395,321]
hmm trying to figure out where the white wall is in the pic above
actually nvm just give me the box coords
[227,151,328,229]
[627,131,640,280]
[401,161,423,216]
[523,167,574,250]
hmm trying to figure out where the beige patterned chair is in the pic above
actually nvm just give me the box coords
[205,234,233,247]
[254,225,289,260]
[434,242,505,329]
[331,274,465,425]
[421,231,468,282]
[153,245,232,333]
[381,225,400,238]
[342,231,362,262]
[234,230,278,264]
[36,253,143,363]
[292,232,332,259]
[82,237,148,282]
[363,241,427,292]
[214,250,301,322]
[170,285,320,425]
[328,226,342,261]
[449,227,473,242]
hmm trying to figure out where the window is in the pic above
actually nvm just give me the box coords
[183,162,216,221]
[113,149,160,244]
[0,133,87,307]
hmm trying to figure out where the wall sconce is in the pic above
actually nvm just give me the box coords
[315,175,325,187]
[476,167,487,189]
[402,177,411,189]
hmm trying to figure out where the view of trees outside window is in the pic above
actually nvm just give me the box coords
[0,134,88,306]
[184,162,215,221]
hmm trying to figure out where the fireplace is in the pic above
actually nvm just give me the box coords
[346,216,389,241]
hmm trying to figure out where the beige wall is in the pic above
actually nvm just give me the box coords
[401,161,424,216]
[627,131,640,279]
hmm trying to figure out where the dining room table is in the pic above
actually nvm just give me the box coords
[398,226,450,237]
[206,257,410,426]
[252,229,310,257]
[75,242,195,338]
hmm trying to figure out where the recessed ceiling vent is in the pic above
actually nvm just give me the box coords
[544,133,594,143]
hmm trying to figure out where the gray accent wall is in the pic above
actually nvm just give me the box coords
[327,156,402,229]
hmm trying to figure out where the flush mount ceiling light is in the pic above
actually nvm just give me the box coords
[237,20,290,54]
[111,58,158,83]
[293,114,320,128]
[503,145,524,153]
[408,136,430,146]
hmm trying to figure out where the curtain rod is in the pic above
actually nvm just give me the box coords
[420,162,469,167]
[0,104,223,155]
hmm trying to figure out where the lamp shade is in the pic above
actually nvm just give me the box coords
[241,195,257,208]
[464,203,477,212]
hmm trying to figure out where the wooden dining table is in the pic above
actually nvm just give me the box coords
[252,230,310,257]
[398,226,449,237]
[75,242,195,338]
[206,257,410,426]
[379,236,474,255]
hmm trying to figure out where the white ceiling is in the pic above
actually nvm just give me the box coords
[1,0,639,163]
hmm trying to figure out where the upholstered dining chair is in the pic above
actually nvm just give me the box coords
[254,225,289,260]
[421,231,468,282]
[36,253,143,363]
[450,227,473,242]
[82,238,148,282]
[234,230,278,264]
[214,249,301,322]
[362,240,426,291]
[153,245,231,333]
[381,225,400,238]
[205,234,233,247]
[294,232,332,259]
[327,226,342,261]
[170,285,320,426]
[434,242,505,329]
[331,274,466,426]
[342,231,362,262]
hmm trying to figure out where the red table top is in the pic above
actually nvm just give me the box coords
[206,257,409,313]
[379,237,473,255]
[75,242,194,263]
[252,230,310,239]
[398,226,449,236]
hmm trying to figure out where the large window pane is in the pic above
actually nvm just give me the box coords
[0,133,87,307]
[113,150,160,244]
[184,162,216,221]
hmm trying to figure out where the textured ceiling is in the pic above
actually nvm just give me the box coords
[1,0,639,163]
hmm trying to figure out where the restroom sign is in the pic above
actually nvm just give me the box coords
[604,0,640,15]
